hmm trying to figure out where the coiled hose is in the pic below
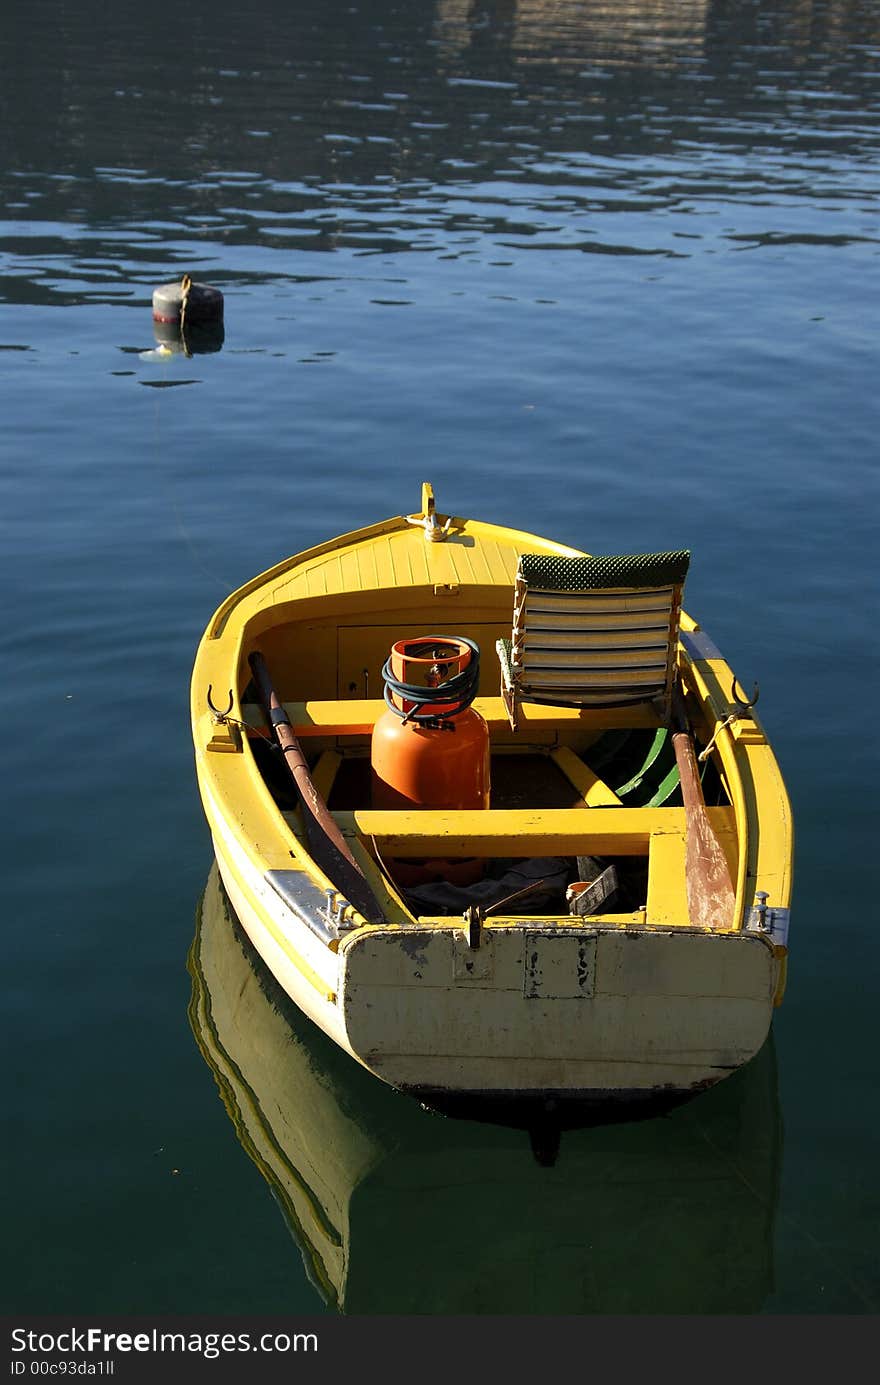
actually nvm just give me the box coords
[381,636,481,727]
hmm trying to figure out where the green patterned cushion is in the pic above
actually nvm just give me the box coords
[519,551,690,591]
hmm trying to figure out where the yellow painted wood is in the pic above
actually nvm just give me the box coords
[203,504,590,647]
[250,700,379,736]
[550,745,622,807]
[646,829,690,927]
[339,806,736,859]
[240,695,661,738]
[337,623,506,701]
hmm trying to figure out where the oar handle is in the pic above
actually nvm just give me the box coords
[248,651,385,926]
[671,725,706,815]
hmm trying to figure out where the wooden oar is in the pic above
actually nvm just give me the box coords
[248,651,385,926]
[671,684,736,930]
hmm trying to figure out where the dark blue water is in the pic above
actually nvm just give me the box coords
[3,0,878,1314]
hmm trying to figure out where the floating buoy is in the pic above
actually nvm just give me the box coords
[150,275,224,358]
[152,275,224,326]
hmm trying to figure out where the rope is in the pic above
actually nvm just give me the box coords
[697,682,758,761]
[179,273,193,357]
[697,711,740,762]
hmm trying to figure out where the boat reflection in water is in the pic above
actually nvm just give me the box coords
[189,865,782,1314]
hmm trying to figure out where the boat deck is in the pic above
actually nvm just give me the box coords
[243,693,735,928]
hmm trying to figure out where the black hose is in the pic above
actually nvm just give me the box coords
[381,636,481,727]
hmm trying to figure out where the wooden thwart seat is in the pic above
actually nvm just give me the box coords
[338,805,737,928]
[242,694,662,739]
[337,806,735,860]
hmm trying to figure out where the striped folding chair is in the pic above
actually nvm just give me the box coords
[496,551,691,731]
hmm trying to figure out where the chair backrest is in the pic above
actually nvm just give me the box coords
[505,550,690,717]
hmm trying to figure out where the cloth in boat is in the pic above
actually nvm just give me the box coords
[404,856,573,916]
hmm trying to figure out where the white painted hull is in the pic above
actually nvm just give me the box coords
[339,921,777,1099]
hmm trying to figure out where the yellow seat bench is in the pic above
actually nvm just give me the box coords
[242,695,661,740]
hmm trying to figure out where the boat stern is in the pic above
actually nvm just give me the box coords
[337,919,780,1101]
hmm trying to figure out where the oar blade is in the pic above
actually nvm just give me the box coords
[672,722,736,930]
[683,809,736,930]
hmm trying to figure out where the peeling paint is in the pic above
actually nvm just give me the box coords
[523,932,597,1000]
[576,942,592,990]
[399,935,430,969]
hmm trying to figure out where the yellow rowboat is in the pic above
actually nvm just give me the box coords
[190,483,793,1107]
[189,864,781,1313]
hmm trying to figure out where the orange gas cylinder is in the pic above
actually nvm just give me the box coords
[371,636,490,886]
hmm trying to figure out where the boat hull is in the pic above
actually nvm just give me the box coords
[192,489,792,1104]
